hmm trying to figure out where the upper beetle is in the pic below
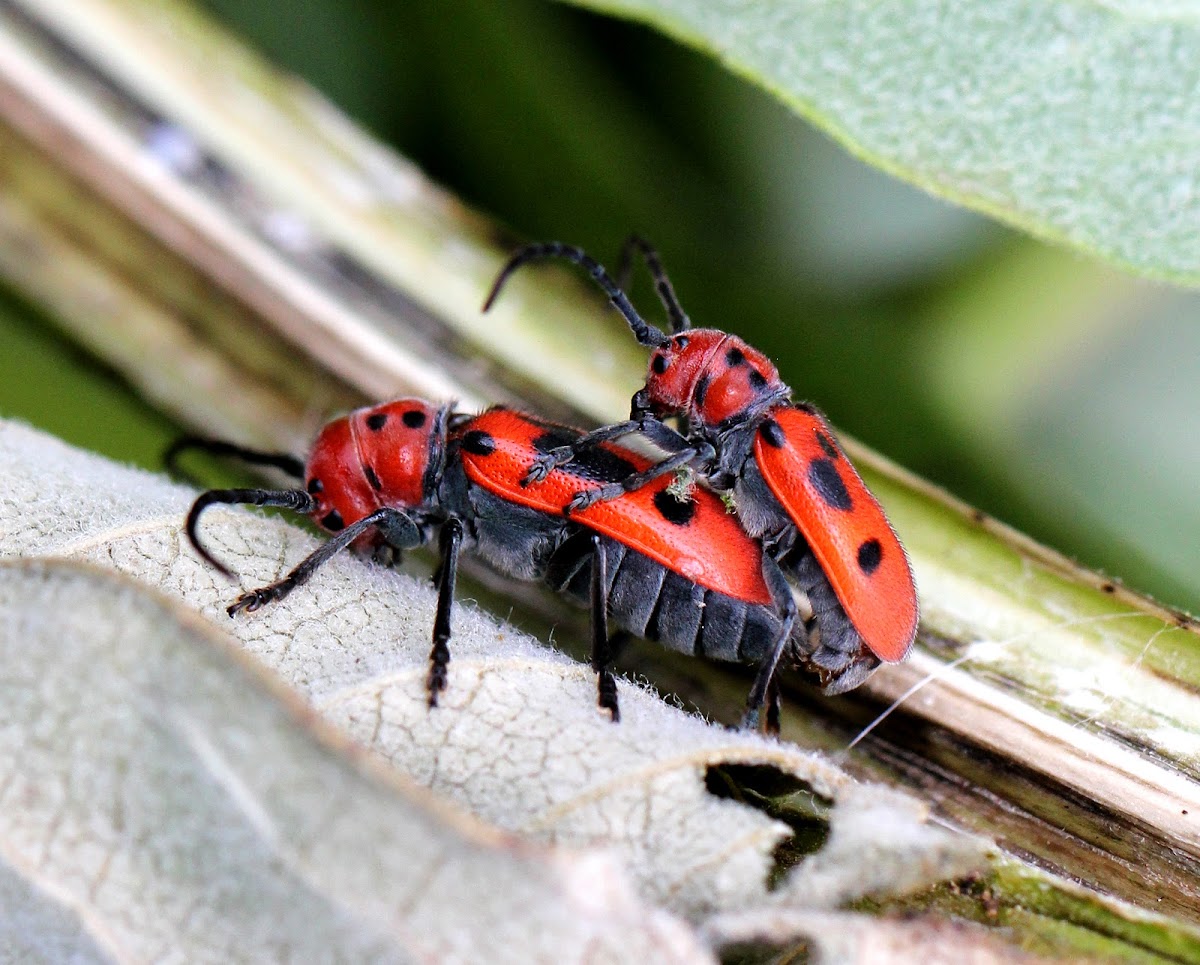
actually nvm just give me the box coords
[484,239,918,692]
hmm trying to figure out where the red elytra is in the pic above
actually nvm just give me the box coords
[484,240,918,690]
[459,408,772,605]
[753,405,916,662]
[177,399,808,728]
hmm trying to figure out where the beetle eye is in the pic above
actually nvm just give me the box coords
[651,353,669,375]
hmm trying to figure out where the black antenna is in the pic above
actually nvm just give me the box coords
[482,241,668,347]
[185,488,315,576]
[617,235,692,333]
[165,436,305,480]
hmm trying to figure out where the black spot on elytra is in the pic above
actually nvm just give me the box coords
[571,446,639,485]
[725,346,745,366]
[857,538,883,575]
[366,413,388,431]
[531,429,639,484]
[748,369,768,390]
[533,429,577,454]
[651,353,669,375]
[321,510,345,531]
[809,459,852,511]
[402,409,427,428]
[695,373,710,408]
[759,419,785,448]
[815,431,840,460]
[653,489,697,526]
[307,477,323,494]
[364,465,382,491]
[461,430,495,456]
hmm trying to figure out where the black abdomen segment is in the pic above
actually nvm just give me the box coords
[782,546,879,692]
[547,535,781,664]
[736,459,879,691]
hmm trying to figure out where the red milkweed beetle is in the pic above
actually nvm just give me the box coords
[483,239,919,692]
[175,400,816,728]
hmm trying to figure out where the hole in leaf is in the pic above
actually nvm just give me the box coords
[705,763,833,888]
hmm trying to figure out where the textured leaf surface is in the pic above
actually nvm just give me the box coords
[0,558,707,963]
[0,419,984,943]
[561,0,1200,283]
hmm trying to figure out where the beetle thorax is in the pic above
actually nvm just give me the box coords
[303,398,443,533]
[642,330,783,428]
[641,330,724,416]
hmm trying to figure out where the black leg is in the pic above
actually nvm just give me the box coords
[567,433,716,514]
[739,555,798,733]
[529,417,700,488]
[375,510,424,550]
[428,517,464,707]
[589,535,620,722]
[521,420,645,486]
[765,677,782,736]
[227,507,421,615]
[186,488,316,576]
[627,417,698,458]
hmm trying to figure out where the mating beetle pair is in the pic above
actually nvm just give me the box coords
[181,241,917,730]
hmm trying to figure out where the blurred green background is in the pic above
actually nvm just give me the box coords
[4,0,1198,612]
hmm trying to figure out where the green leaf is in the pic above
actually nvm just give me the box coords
[560,0,1200,285]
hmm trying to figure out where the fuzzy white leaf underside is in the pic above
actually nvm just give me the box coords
[0,420,985,959]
